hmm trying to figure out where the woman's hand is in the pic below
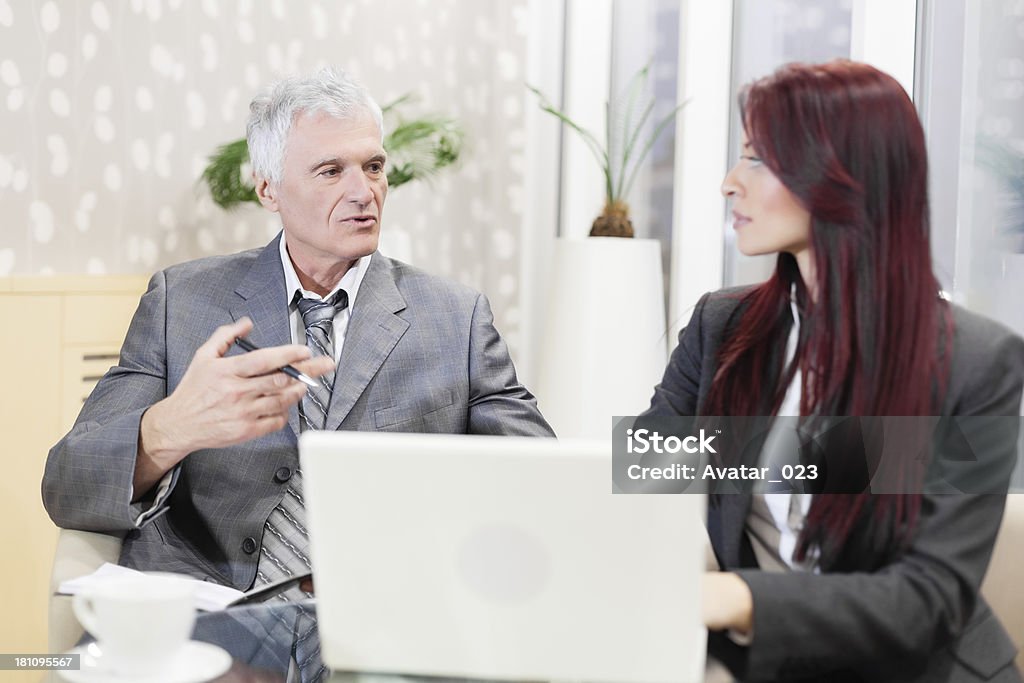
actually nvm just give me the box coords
[703,571,754,635]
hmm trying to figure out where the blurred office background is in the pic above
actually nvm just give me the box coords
[1,0,1023,666]
[0,0,533,350]
[2,0,1023,387]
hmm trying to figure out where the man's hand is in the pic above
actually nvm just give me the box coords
[133,317,334,498]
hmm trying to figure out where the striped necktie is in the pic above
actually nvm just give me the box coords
[296,291,349,430]
[253,290,348,605]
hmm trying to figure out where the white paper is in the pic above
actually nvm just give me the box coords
[57,562,244,612]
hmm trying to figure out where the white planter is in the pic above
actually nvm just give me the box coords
[536,237,668,438]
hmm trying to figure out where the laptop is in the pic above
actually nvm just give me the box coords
[299,431,707,683]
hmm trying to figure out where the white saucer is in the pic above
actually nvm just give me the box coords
[60,640,232,683]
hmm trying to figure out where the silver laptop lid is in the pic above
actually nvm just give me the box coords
[300,431,706,683]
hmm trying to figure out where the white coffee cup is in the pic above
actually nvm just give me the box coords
[72,574,196,675]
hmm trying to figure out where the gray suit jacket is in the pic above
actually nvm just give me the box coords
[644,287,1024,682]
[43,235,553,589]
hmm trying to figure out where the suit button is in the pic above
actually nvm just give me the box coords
[242,537,257,554]
[274,467,293,483]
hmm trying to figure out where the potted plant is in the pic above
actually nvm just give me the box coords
[529,65,687,438]
[528,63,686,237]
[201,94,464,209]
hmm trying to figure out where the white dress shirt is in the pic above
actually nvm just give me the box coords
[762,293,815,572]
[278,233,371,359]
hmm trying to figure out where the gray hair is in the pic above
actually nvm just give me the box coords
[246,66,384,183]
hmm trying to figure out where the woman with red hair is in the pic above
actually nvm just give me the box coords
[644,60,1024,681]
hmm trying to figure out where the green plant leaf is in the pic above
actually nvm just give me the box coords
[381,93,416,115]
[617,99,655,200]
[620,98,690,201]
[529,64,687,211]
[201,138,259,209]
[527,83,612,196]
[527,84,607,159]
[612,62,652,198]
[384,116,464,189]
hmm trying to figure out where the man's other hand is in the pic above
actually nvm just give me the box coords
[133,317,334,498]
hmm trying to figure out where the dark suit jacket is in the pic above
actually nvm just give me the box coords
[643,287,1024,682]
[43,235,553,589]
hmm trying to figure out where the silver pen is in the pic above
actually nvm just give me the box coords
[233,337,319,388]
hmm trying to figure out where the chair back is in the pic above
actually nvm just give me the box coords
[982,493,1024,669]
[48,528,124,653]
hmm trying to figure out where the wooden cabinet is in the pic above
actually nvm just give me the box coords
[0,276,148,667]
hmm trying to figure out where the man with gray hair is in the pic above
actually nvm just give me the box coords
[43,66,552,673]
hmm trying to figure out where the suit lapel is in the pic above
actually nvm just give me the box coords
[325,253,410,432]
[228,234,300,439]
[697,307,790,570]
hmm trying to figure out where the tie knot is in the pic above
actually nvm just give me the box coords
[295,290,349,331]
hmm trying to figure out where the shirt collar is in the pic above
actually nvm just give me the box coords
[278,232,372,308]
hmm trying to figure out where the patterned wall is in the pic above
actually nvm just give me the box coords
[0,0,530,350]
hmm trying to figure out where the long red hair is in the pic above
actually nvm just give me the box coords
[703,61,952,569]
